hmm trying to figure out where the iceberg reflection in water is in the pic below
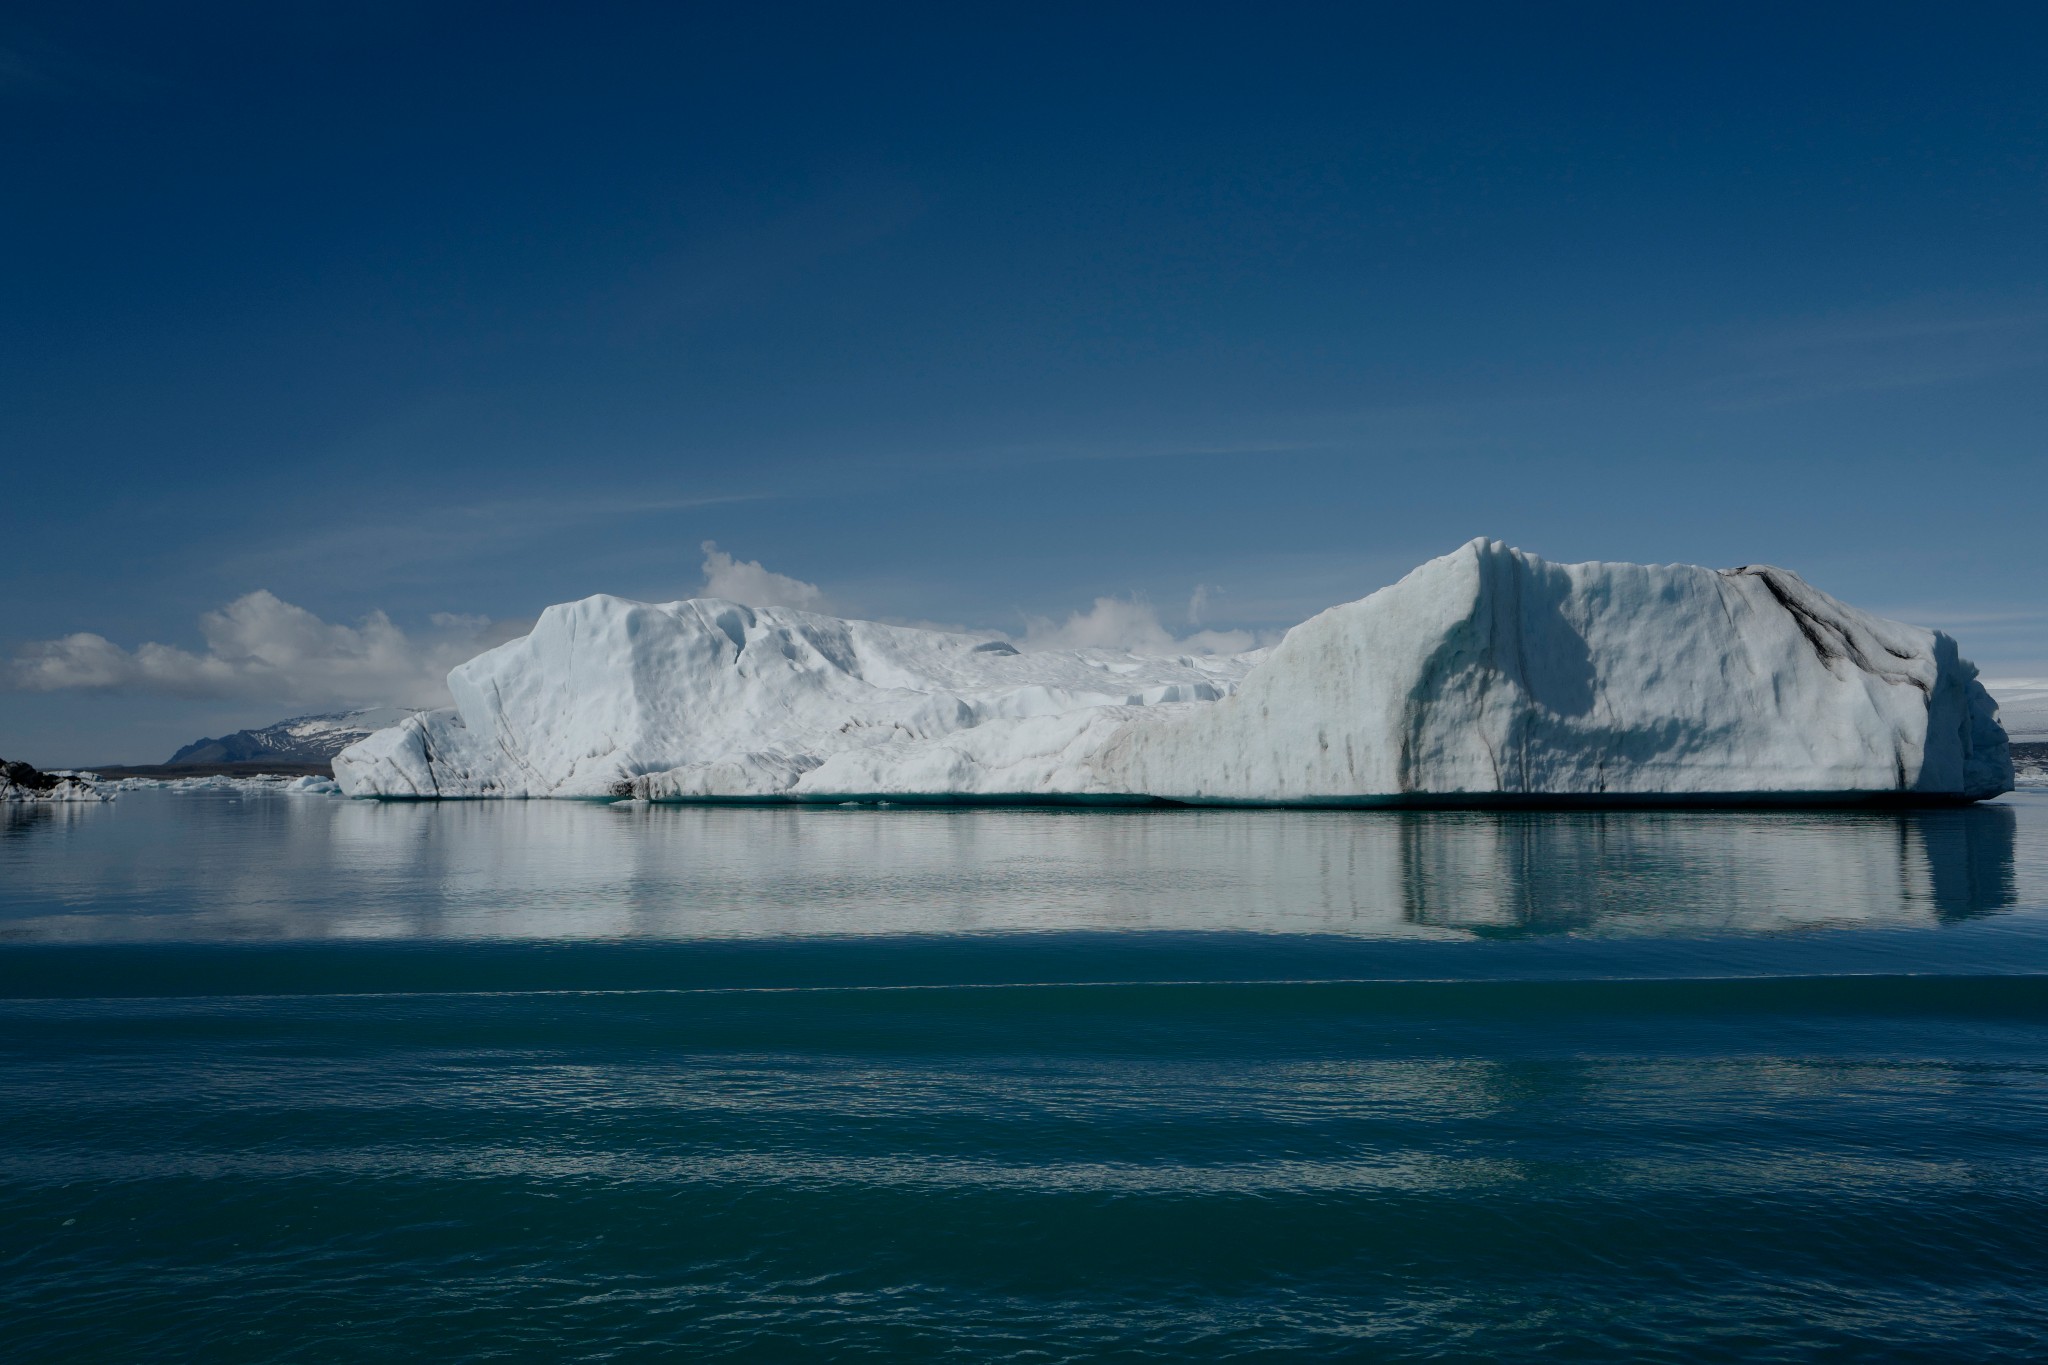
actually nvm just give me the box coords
[0,789,2023,943]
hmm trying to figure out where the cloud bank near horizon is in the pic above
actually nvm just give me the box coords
[6,591,528,711]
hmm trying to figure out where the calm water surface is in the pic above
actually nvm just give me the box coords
[4,790,2048,1360]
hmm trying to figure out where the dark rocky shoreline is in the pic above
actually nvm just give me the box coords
[1,758,65,793]
[81,760,335,781]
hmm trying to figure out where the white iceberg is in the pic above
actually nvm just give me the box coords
[335,540,2012,805]
[2,761,110,802]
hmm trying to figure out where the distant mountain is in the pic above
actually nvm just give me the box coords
[166,706,421,767]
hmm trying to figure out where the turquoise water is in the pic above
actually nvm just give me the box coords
[5,791,2048,1360]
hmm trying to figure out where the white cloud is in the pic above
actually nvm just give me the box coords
[1023,594,1262,656]
[699,542,826,610]
[7,591,526,709]
[1706,298,2048,409]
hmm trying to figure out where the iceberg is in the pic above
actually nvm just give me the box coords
[2,759,110,803]
[334,540,2012,805]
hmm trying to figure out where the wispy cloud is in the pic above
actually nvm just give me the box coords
[213,490,771,584]
[1876,608,2048,629]
[922,404,1469,474]
[1864,602,2048,677]
[1869,602,2048,639]
[0,47,52,97]
[0,38,163,102]
[600,167,928,334]
[1703,299,2048,410]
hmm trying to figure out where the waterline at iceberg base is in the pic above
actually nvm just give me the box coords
[334,540,2014,806]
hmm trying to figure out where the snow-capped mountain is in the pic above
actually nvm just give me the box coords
[167,706,423,767]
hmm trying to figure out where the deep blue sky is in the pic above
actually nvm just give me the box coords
[4,1,2046,764]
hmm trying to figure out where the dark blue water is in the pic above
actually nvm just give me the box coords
[5,791,2048,1360]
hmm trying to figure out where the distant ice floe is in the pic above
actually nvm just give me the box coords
[104,773,341,796]
[3,758,349,804]
[1,761,111,802]
[335,540,2013,806]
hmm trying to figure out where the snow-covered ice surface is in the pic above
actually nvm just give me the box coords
[336,600,1254,800]
[335,540,2012,806]
[1984,679,2048,743]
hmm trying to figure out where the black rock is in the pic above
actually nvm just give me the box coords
[0,759,62,792]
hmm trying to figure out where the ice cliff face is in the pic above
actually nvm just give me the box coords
[334,540,2013,804]
[1098,540,2010,803]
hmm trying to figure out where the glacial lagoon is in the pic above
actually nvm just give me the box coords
[4,788,2048,1360]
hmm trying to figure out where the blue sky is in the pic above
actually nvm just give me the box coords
[3,1,2045,764]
